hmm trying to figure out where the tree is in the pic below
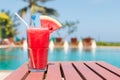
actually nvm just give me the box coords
[0,10,20,39]
[18,0,58,25]
[18,0,79,38]
[56,20,79,38]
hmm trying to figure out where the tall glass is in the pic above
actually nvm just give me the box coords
[27,28,49,72]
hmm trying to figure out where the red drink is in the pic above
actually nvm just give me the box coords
[27,28,49,71]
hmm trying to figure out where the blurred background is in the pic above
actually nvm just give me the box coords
[0,0,120,43]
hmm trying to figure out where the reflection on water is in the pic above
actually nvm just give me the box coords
[49,40,54,52]
[0,48,27,70]
[48,48,120,68]
[0,47,120,70]
[63,41,69,53]
[78,40,97,53]
[78,41,83,49]
[91,40,97,49]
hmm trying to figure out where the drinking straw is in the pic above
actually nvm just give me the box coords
[15,12,29,28]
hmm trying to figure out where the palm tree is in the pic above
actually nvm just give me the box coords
[18,0,79,38]
[18,0,58,25]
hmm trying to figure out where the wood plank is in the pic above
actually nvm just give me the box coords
[73,62,102,80]
[46,63,62,80]
[4,63,28,80]
[85,62,120,80]
[61,62,83,80]
[96,62,120,76]
[25,72,44,80]
[0,71,12,80]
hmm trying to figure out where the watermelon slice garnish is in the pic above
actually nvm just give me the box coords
[40,15,62,33]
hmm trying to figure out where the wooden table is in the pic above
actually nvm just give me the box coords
[4,61,120,80]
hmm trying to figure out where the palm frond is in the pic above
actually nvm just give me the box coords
[23,0,30,2]
[62,20,79,27]
[30,4,58,16]
[30,4,45,14]
[44,6,58,16]
[18,7,28,17]
[38,0,54,3]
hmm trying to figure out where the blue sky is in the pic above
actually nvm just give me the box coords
[0,0,120,42]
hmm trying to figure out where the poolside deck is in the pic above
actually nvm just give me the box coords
[4,61,120,80]
[0,71,13,80]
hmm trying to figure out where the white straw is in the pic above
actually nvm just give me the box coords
[15,12,29,28]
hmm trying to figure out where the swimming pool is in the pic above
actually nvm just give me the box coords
[0,47,120,70]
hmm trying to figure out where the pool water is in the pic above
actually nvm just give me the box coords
[0,48,27,70]
[0,47,120,70]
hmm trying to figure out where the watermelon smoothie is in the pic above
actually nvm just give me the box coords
[27,28,49,71]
